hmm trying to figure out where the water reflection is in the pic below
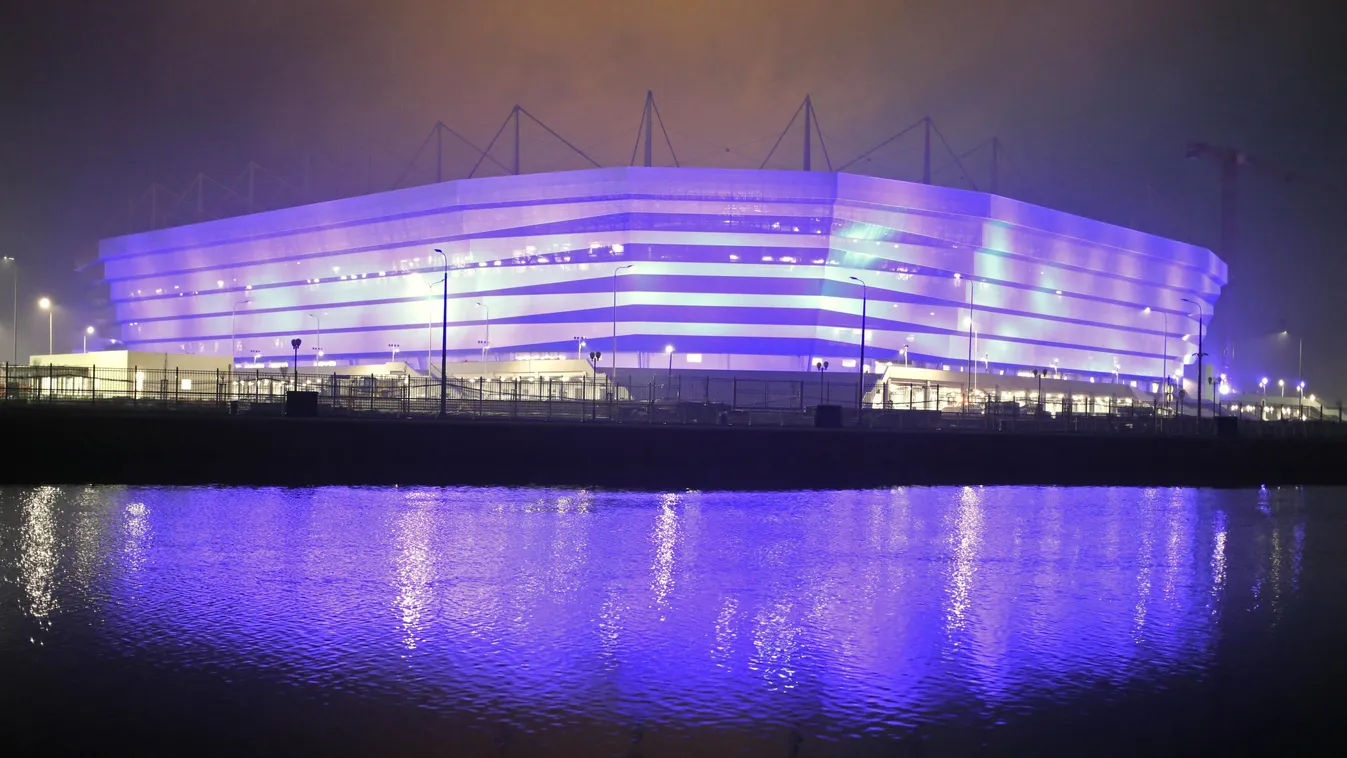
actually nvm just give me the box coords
[0,484,1322,746]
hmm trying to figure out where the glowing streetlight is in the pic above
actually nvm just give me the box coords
[612,264,634,372]
[665,344,675,391]
[901,343,909,366]
[231,299,253,357]
[1278,378,1285,397]
[849,275,868,411]
[83,325,94,353]
[388,343,400,363]
[1180,297,1206,421]
[2,257,15,364]
[37,297,52,355]
[475,301,490,359]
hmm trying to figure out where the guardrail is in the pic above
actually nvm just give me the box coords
[2,363,1341,437]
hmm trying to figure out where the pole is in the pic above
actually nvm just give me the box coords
[849,276,867,411]
[435,249,448,418]
[643,91,654,168]
[966,278,975,402]
[990,137,1000,195]
[47,308,52,355]
[7,259,15,365]
[803,95,812,171]
[1162,311,1168,410]
[1182,298,1205,423]
[922,117,932,184]
[612,264,632,374]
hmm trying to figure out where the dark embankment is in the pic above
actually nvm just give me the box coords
[3,408,1344,489]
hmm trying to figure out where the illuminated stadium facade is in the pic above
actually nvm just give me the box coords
[96,167,1226,384]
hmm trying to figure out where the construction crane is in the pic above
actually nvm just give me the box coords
[1185,142,1302,370]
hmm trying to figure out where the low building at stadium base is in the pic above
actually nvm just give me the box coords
[94,166,1228,406]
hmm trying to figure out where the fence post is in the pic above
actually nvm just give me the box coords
[649,378,655,424]
[48,363,53,403]
[2,362,6,402]
[92,365,97,404]
[732,377,738,410]
[175,367,180,406]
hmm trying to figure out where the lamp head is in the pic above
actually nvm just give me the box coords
[38,297,50,310]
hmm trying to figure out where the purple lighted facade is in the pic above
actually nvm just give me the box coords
[97,167,1225,381]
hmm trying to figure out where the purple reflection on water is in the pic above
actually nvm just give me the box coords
[0,485,1320,751]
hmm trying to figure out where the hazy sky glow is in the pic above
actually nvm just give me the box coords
[2,0,1343,393]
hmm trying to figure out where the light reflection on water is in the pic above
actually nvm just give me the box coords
[0,485,1336,755]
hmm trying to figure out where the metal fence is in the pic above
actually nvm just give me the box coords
[2,363,1342,437]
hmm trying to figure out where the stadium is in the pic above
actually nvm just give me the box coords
[95,166,1224,397]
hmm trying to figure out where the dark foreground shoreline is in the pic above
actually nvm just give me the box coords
[3,407,1344,489]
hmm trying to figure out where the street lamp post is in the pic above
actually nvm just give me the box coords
[665,344,674,400]
[849,276,867,412]
[901,343,909,366]
[475,302,490,360]
[388,343,400,363]
[231,299,252,359]
[1180,298,1205,421]
[2,257,15,364]
[574,336,587,361]
[83,326,94,353]
[290,338,302,391]
[815,360,829,405]
[612,265,634,374]
[432,248,449,418]
[1279,378,1285,398]
[306,312,321,355]
[38,297,51,355]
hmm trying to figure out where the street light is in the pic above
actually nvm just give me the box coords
[231,299,253,357]
[1278,378,1285,397]
[2,257,15,364]
[84,325,94,353]
[307,312,321,354]
[849,275,868,411]
[1180,297,1205,421]
[901,343,909,366]
[388,343,400,363]
[290,338,302,390]
[574,336,587,361]
[475,301,490,359]
[665,344,675,396]
[432,248,449,418]
[612,264,634,373]
[1145,306,1169,401]
[815,359,829,405]
[37,297,52,355]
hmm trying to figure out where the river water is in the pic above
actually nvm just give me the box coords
[1,485,1343,756]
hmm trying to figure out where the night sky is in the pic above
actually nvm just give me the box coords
[2,0,1343,396]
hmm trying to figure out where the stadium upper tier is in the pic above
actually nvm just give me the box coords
[97,167,1225,381]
